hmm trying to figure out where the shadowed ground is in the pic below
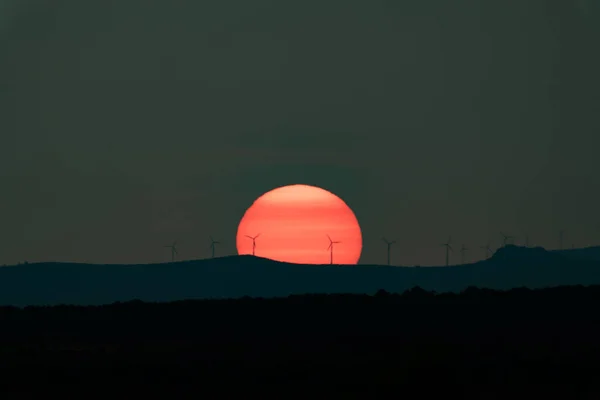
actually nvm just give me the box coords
[1,285,600,397]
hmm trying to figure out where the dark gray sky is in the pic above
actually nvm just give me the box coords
[1,0,599,266]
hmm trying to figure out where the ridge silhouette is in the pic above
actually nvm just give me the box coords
[1,245,600,306]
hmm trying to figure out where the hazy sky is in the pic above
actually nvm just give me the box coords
[1,0,599,266]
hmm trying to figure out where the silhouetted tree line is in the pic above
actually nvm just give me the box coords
[2,285,600,398]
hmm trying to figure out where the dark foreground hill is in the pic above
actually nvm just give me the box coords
[2,285,600,397]
[2,245,600,306]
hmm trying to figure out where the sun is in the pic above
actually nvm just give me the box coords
[236,184,363,264]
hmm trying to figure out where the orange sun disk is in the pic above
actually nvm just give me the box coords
[236,184,363,264]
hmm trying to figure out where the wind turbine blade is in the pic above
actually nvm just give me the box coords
[326,234,332,242]
[327,244,332,250]
[245,235,253,239]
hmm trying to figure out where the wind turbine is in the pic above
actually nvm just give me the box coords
[164,241,179,262]
[479,242,493,260]
[245,233,261,256]
[209,236,220,258]
[327,234,341,265]
[559,229,566,250]
[500,232,514,247]
[382,237,396,266]
[441,236,452,267]
[460,244,468,264]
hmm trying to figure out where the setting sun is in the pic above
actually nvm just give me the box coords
[236,184,363,264]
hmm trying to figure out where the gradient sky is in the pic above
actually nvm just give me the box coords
[1,0,599,266]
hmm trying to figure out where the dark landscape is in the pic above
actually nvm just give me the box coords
[2,283,600,397]
[1,245,600,306]
[0,246,600,397]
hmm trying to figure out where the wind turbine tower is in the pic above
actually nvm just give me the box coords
[441,237,453,267]
[500,232,514,247]
[559,229,566,250]
[209,236,220,258]
[165,241,179,262]
[460,244,468,264]
[327,234,341,265]
[382,237,396,266]
[245,234,261,256]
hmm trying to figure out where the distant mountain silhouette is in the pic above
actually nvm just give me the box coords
[553,245,600,262]
[1,246,600,306]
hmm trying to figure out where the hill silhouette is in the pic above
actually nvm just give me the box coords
[555,245,600,262]
[2,245,600,306]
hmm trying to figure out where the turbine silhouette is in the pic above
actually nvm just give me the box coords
[327,234,341,265]
[245,234,261,256]
[382,237,396,266]
[500,232,514,246]
[559,229,566,250]
[460,244,468,264]
[480,243,493,259]
[164,241,179,262]
[441,236,452,267]
[209,236,220,259]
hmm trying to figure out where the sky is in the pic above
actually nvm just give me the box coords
[0,0,599,266]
